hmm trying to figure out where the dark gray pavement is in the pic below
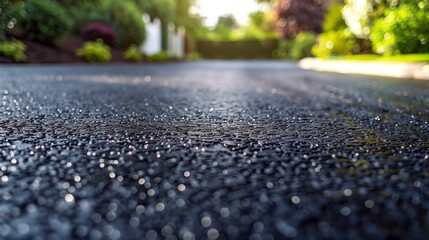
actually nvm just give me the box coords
[0,61,428,239]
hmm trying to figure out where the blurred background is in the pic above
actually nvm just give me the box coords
[0,0,428,63]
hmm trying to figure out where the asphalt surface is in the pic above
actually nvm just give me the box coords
[0,61,428,240]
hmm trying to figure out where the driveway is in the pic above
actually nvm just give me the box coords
[0,61,428,239]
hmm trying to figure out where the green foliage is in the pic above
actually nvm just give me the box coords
[239,26,278,40]
[242,11,278,40]
[312,29,355,58]
[68,0,147,48]
[200,11,277,41]
[204,14,240,41]
[289,32,316,60]
[134,0,175,23]
[148,51,170,62]
[273,40,294,59]
[342,0,401,39]
[249,11,266,27]
[312,1,357,58]
[99,0,146,48]
[0,0,24,41]
[0,39,26,62]
[332,53,429,62]
[76,39,111,63]
[215,14,239,30]
[322,3,347,32]
[370,2,429,55]
[172,0,205,53]
[186,52,202,61]
[274,32,316,60]
[124,45,142,62]
[19,0,71,44]
[67,1,110,35]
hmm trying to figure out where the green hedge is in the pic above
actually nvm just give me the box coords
[19,0,71,45]
[196,40,279,59]
[371,3,429,55]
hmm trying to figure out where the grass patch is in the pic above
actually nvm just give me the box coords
[329,53,429,62]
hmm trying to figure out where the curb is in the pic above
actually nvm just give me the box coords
[299,58,429,80]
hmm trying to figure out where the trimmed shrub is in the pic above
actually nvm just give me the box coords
[148,51,170,62]
[124,45,143,62]
[19,0,71,44]
[0,39,26,62]
[76,39,111,63]
[81,22,116,47]
[370,3,429,55]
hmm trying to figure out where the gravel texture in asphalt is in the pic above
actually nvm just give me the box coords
[0,61,428,240]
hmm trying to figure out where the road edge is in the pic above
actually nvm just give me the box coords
[299,58,429,80]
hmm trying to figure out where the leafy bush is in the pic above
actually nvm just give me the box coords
[0,39,26,62]
[342,0,401,40]
[100,0,146,48]
[273,32,315,60]
[81,22,116,47]
[273,39,294,59]
[18,0,71,44]
[370,3,429,55]
[311,1,356,58]
[289,32,316,60]
[311,29,355,58]
[322,3,347,32]
[124,45,142,62]
[148,51,170,62]
[76,39,111,63]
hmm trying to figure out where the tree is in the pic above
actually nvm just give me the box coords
[215,14,239,30]
[342,0,400,39]
[370,0,429,54]
[274,0,329,39]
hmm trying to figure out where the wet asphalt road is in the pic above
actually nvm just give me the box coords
[0,61,428,240]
